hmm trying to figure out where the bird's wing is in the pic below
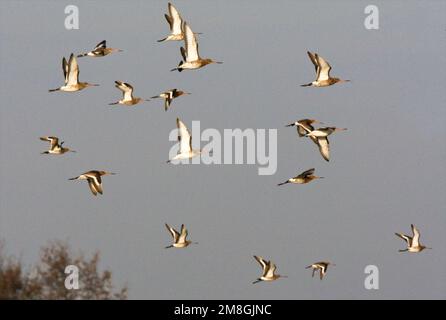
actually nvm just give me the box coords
[164,13,173,30]
[168,2,183,34]
[411,224,421,247]
[40,136,59,149]
[395,233,412,245]
[62,57,69,84]
[307,51,319,75]
[165,224,180,243]
[177,118,192,153]
[299,168,316,178]
[88,175,103,195]
[94,40,107,50]
[179,224,188,243]
[254,256,268,274]
[183,21,199,61]
[164,90,173,111]
[315,54,332,81]
[67,54,80,86]
[87,180,98,196]
[317,137,330,162]
[180,46,187,61]
[115,81,134,101]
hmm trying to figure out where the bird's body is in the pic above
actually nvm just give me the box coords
[306,262,334,280]
[69,170,115,196]
[109,81,149,106]
[171,21,222,72]
[395,224,431,253]
[165,224,197,248]
[301,51,349,87]
[151,89,190,111]
[40,136,75,155]
[253,256,286,284]
[167,118,203,163]
[278,168,323,186]
[77,40,122,58]
[49,54,98,92]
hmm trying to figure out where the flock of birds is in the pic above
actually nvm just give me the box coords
[40,2,431,286]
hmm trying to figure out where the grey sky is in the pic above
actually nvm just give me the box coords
[1,0,445,299]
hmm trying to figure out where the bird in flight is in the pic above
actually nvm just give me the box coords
[286,119,331,161]
[165,224,197,248]
[77,40,122,58]
[167,118,205,163]
[109,81,150,106]
[291,122,346,162]
[49,54,99,92]
[151,89,190,111]
[301,51,349,87]
[69,170,116,196]
[306,262,335,280]
[158,3,185,42]
[252,256,287,284]
[278,168,323,186]
[40,136,75,155]
[395,224,432,253]
[171,21,222,72]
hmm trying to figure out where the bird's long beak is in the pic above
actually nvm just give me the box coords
[69,150,76,153]
[165,245,173,249]
[252,279,262,284]
[285,123,295,127]
[151,96,160,99]
[215,61,223,64]
[316,176,324,179]
[68,177,77,180]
